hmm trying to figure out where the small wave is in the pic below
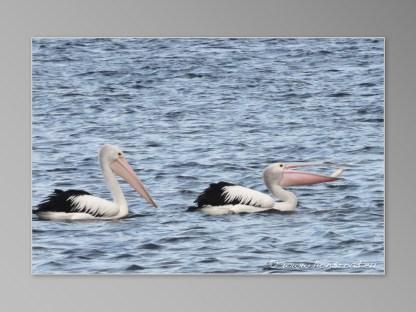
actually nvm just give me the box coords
[126,264,145,271]
[310,244,324,249]
[284,247,307,254]
[160,219,182,225]
[44,261,63,267]
[87,249,107,257]
[205,269,243,273]
[62,92,84,97]
[46,167,78,173]
[342,195,361,201]
[310,209,332,215]
[328,92,351,97]
[373,200,384,209]
[356,118,384,123]
[39,57,76,63]
[159,236,197,243]
[124,213,149,219]
[318,50,333,55]
[139,243,163,250]
[132,83,146,89]
[358,82,377,87]
[324,184,354,191]
[252,248,269,254]
[179,189,198,195]
[145,141,162,147]
[165,111,184,118]
[350,146,383,153]
[176,175,198,181]
[112,253,134,259]
[198,257,219,264]
[185,73,204,78]
[359,246,384,256]
[338,238,363,246]
[75,70,120,77]
[323,231,341,239]
[32,246,48,250]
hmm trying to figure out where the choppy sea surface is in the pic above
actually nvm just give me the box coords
[32,38,384,274]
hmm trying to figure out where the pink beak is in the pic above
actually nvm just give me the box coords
[280,163,343,187]
[110,157,158,208]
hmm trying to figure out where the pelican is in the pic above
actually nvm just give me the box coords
[191,163,344,215]
[33,144,158,220]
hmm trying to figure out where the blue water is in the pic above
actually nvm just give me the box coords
[32,38,384,274]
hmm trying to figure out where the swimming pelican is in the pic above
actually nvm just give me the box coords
[191,163,343,215]
[33,144,158,220]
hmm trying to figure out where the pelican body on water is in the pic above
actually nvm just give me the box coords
[191,163,344,215]
[33,144,158,220]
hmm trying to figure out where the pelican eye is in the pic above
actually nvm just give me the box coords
[118,152,122,156]
[280,164,284,168]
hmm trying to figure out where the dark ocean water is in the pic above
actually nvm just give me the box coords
[32,38,384,274]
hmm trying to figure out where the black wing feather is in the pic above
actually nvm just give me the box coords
[193,181,246,208]
[34,189,92,213]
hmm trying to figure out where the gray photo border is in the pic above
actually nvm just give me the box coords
[1,0,414,311]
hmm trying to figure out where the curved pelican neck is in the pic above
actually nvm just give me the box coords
[100,157,128,215]
[264,176,297,211]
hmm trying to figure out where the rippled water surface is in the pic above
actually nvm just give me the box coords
[32,38,384,274]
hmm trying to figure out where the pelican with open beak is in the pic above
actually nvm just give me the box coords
[192,162,343,215]
[34,144,158,220]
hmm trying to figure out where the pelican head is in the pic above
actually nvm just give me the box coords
[263,162,342,187]
[99,144,158,208]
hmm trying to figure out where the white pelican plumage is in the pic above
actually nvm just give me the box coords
[34,144,158,220]
[192,163,343,215]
